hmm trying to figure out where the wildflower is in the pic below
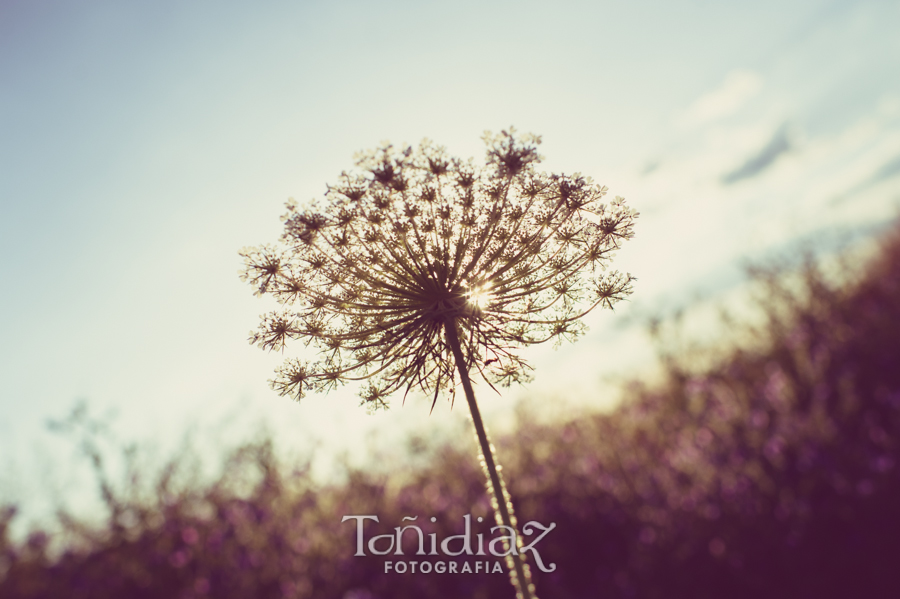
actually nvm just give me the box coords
[240,128,638,599]
[240,129,637,412]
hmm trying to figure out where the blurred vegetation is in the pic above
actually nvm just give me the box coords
[2,225,900,598]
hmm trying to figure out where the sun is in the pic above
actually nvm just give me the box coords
[466,284,493,310]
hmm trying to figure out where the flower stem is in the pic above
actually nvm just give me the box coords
[444,319,536,599]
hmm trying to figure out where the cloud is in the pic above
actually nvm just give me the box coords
[869,154,900,185]
[831,152,900,205]
[721,124,793,185]
[680,70,763,127]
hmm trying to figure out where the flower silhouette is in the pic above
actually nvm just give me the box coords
[241,129,637,599]
[240,130,637,412]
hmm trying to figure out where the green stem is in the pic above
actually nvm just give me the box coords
[444,318,536,599]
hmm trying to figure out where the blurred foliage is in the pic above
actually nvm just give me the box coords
[2,226,900,598]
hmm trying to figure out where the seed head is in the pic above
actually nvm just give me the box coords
[240,129,638,412]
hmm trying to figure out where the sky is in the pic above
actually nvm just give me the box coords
[1,0,899,526]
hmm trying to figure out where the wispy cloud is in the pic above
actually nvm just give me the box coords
[616,89,900,314]
[832,151,900,206]
[721,124,793,184]
[680,70,762,127]
[869,154,900,186]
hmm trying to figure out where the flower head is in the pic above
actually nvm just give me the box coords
[240,129,637,411]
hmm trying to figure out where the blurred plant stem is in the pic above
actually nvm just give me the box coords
[445,318,536,599]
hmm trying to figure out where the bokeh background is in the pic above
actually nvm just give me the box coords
[2,1,900,597]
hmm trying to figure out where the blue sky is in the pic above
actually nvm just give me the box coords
[2,0,899,524]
